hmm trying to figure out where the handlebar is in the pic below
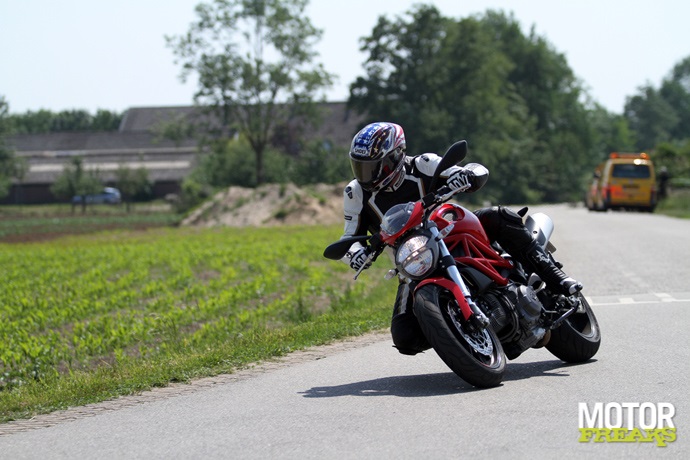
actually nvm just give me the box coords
[421,185,455,210]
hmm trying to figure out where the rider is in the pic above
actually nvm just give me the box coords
[340,121,582,356]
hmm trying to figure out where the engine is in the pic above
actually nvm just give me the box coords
[478,284,547,359]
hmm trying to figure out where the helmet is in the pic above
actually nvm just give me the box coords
[349,122,406,192]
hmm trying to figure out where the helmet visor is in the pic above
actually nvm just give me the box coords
[351,149,404,191]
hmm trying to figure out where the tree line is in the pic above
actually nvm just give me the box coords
[5,108,122,134]
[1,1,689,207]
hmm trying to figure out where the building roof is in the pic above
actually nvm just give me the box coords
[9,131,198,185]
[10,131,197,154]
[119,101,366,146]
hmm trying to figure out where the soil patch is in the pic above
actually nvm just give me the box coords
[181,182,346,228]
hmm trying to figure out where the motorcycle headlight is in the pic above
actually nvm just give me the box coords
[396,233,438,280]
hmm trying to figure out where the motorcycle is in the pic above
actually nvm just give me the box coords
[323,140,601,388]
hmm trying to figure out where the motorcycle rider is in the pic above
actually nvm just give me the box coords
[341,121,582,356]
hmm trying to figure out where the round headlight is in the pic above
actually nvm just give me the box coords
[396,234,438,279]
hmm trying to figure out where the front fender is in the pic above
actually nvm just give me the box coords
[415,278,473,321]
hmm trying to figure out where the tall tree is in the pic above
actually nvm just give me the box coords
[350,5,451,154]
[625,85,679,151]
[660,56,690,141]
[441,14,538,203]
[623,55,690,151]
[587,104,636,160]
[349,7,592,203]
[166,0,334,185]
[483,10,594,201]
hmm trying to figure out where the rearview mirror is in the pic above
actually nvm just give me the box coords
[429,140,468,192]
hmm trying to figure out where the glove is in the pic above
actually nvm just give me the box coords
[349,247,372,271]
[446,169,474,193]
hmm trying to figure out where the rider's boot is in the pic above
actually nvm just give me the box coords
[476,205,582,297]
[521,239,582,296]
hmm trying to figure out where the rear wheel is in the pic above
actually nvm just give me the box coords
[546,293,601,362]
[413,285,505,388]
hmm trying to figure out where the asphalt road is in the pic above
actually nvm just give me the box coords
[1,204,689,459]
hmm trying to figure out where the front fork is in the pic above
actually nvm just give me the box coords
[416,225,491,329]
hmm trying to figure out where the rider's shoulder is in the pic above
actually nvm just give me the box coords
[343,179,363,201]
[412,153,442,175]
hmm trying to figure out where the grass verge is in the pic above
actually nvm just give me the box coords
[656,190,690,218]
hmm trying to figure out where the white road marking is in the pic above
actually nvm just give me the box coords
[587,292,690,306]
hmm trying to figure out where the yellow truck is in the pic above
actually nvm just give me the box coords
[585,153,657,212]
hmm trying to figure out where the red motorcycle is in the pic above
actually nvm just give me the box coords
[324,141,600,388]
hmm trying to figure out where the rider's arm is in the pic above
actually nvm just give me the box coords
[413,154,488,193]
[413,153,461,179]
[340,180,367,264]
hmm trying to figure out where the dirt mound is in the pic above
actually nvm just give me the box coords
[181,182,347,228]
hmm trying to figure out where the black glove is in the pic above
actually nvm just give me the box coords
[349,247,372,271]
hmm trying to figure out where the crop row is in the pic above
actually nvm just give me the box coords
[0,225,375,391]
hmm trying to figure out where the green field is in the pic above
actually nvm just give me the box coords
[0,203,180,243]
[0,223,395,422]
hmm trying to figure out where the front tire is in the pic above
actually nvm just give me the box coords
[413,285,505,388]
[546,293,601,362]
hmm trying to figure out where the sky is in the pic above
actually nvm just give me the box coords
[1,0,689,115]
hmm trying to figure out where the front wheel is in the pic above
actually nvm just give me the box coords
[413,285,505,388]
[546,293,601,362]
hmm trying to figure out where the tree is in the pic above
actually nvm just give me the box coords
[8,109,53,134]
[660,56,690,142]
[0,96,18,199]
[11,156,29,205]
[625,85,678,151]
[51,157,102,213]
[116,164,151,212]
[350,7,593,203]
[587,103,636,161]
[288,140,350,185]
[653,140,690,179]
[193,136,286,188]
[623,55,690,152]
[482,11,595,202]
[166,0,334,185]
[349,5,452,154]
[151,114,197,147]
[8,109,123,133]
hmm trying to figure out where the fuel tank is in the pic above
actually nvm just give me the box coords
[430,203,491,244]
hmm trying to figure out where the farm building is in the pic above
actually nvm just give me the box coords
[3,102,365,204]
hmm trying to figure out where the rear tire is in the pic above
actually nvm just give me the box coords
[546,293,601,363]
[413,285,505,388]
